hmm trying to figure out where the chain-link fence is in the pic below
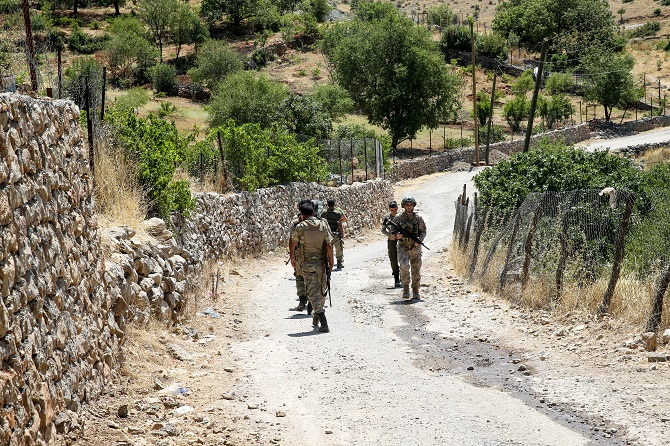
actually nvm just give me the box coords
[318,138,385,185]
[454,186,670,331]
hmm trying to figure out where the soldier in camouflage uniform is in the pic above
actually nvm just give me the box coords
[292,202,334,332]
[381,200,401,288]
[393,197,427,300]
[289,199,313,313]
[322,198,346,269]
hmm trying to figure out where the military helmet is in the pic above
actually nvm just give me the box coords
[401,196,417,206]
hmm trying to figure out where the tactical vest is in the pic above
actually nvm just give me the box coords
[298,217,328,263]
[323,208,342,233]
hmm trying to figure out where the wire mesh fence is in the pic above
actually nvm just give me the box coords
[454,186,670,331]
[318,138,384,185]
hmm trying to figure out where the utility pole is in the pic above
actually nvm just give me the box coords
[523,39,549,153]
[22,0,38,92]
[470,18,479,164]
[485,72,497,165]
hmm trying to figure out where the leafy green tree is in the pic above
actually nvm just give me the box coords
[207,71,289,128]
[211,120,328,191]
[537,94,574,129]
[545,72,575,95]
[473,139,643,210]
[512,69,534,96]
[475,90,491,128]
[580,51,640,121]
[502,95,529,132]
[492,0,617,60]
[136,0,179,61]
[275,93,333,139]
[476,33,508,61]
[104,16,159,81]
[311,84,355,121]
[106,106,195,219]
[200,0,268,26]
[64,56,104,113]
[169,4,209,62]
[427,4,453,27]
[303,0,331,22]
[187,39,243,89]
[150,63,176,93]
[321,5,462,149]
[440,25,472,52]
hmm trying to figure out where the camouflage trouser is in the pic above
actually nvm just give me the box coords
[332,232,343,262]
[302,259,327,315]
[387,239,399,276]
[398,243,422,291]
[294,260,305,297]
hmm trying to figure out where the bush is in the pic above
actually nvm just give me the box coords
[64,57,104,112]
[627,21,661,38]
[187,39,243,88]
[311,84,355,121]
[502,95,529,133]
[473,139,643,210]
[545,72,575,95]
[105,16,159,83]
[478,124,506,145]
[476,33,508,61]
[441,25,471,52]
[68,29,110,54]
[427,4,452,27]
[512,70,534,95]
[538,94,574,129]
[106,106,195,219]
[0,0,19,13]
[150,63,176,94]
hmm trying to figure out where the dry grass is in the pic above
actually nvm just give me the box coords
[93,136,147,228]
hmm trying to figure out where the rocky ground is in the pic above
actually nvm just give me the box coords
[69,171,670,446]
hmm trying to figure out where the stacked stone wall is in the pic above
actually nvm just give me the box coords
[176,180,393,263]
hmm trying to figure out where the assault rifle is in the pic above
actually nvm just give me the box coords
[326,265,332,307]
[384,218,430,250]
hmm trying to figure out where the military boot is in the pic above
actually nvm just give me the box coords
[393,274,401,288]
[318,312,329,333]
[402,286,410,299]
[306,301,312,315]
[293,296,307,311]
[337,260,343,269]
[412,288,420,300]
[312,314,319,327]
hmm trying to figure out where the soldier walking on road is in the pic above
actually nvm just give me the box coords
[293,203,334,332]
[289,199,313,313]
[322,198,347,269]
[381,200,402,288]
[393,197,426,300]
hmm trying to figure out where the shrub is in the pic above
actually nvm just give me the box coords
[478,124,506,145]
[187,39,243,88]
[441,25,471,52]
[68,30,110,54]
[476,33,508,61]
[150,63,176,94]
[105,17,159,83]
[627,21,661,38]
[538,94,574,129]
[502,95,529,133]
[545,72,575,95]
[427,4,452,27]
[311,84,355,121]
[0,0,19,14]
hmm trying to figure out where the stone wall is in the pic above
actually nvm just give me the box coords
[0,94,115,445]
[175,180,393,263]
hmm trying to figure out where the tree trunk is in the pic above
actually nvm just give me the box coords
[114,0,120,15]
[73,0,78,14]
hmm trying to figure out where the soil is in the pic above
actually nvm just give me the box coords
[70,169,670,446]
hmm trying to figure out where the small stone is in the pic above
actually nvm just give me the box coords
[467,366,474,371]
[642,332,657,352]
[647,353,668,362]
[247,403,259,409]
[518,365,527,372]
[117,404,129,418]
[325,430,333,434]
[222,393,235,400]
[276,410,286,417]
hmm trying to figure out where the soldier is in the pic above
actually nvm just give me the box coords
[381,200,402,288]
[289,199,312,313]
[393,196,427,300]
[322,198,347,269]
[293,202,334,332]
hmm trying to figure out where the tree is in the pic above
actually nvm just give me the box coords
[207,71,289,128]
[169,4,209,62]
[538,94,574,129]
[321,5,462,149]
[492,0,618,60]
[136,0,179,61]
[580,51,640,122]
[104,16,159,81]
[502,95,529,132]
[187,39,243,89]
[200,0,267,26]
[427,4,453,28]
[311,84,355,121]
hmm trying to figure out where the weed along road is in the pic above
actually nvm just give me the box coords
[223,169,631,446]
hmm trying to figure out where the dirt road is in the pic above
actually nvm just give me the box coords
[79,170,670,446]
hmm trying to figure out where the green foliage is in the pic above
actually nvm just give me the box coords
[136,0,179,60]
[492,0,617,62]
[64,57,104,112]
[206,120,328,191]
[627,21,661,38]
[311,84,355,121]
[0,0,19,13]
[548,53,568,72]
[150,63,176,94]
[187,39,243,89]
[475,91,491,128]
[440,25,471,52]
[545,72,575,95]
[537,94,574,129]
[502,95,529,132]
[105,16,159,82]
[331,123,376,140]
[321,6,462,149]
[207,71,289,129]
[580,51,640,121]
[663,0,670,6]
[168,4,209,60]
[427,4,453,27]
[68,29,110,54]
[475,33,508,61]
[274,93,332,139]
[200,0,269,26]
[478,124,506,145]
[106,106,195,219]
[113,87,150,110]
[512,70,534,96]
[473,140,643,210]
[302,0,331,22]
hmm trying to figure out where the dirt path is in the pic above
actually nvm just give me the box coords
[76,170,670,446]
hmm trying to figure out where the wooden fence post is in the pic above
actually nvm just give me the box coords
[458,196,470,249]
[646,261,670,332]
[555,191,578,301]
[500,212,521,291]
[599,194,634,314]
[521,196,546,288]
[462,193,477,251]
[469,206,489,279]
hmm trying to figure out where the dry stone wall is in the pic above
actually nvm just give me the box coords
[176,180,393,263]
[0,93,116,445]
